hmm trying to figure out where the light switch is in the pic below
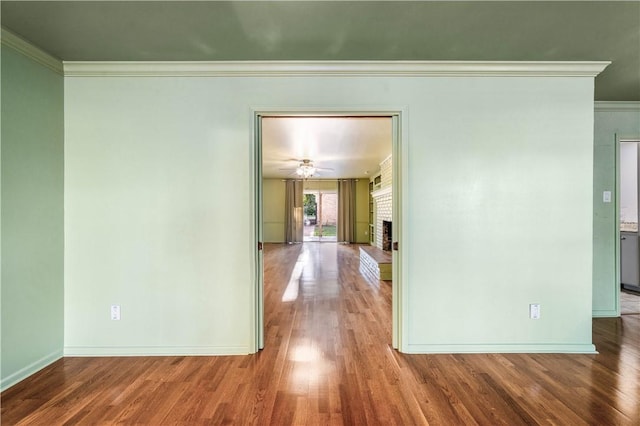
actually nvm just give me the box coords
[603,191,612,203]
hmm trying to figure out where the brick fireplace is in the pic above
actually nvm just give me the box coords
[371,155,392,251]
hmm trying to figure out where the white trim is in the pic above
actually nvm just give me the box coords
[612,134,640,318]
[593,310,619,318]
[371,185,392,199]
[252,108,407,353]
[613,135,623,319]
[391,113,399,349]
[0,350,63,392]
[252,110,264,352]
[595,102,640,112]
[405,343,598,354]
[1,27,63,75]
[64,345,250,356]
[63,60,611,78]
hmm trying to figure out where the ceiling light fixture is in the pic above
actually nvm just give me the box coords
[296,159,316,179]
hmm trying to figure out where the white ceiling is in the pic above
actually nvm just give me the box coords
[261,116,392,179]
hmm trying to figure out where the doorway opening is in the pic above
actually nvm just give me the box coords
[618,137,640,316]
[253,112,403,352]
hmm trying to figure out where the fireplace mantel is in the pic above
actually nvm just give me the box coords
[371,186,391,199]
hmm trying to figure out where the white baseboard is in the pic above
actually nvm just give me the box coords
[592,309,620,318]
[1,349,63,392]
[403,343,598,354]
[64,345,250,356]
[594,101,640,112]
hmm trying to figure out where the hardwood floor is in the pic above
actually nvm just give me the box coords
[621,290,640,315]
[2,242,639,425]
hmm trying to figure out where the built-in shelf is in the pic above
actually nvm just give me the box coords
[368,180,375,244]
[372,174,382,190]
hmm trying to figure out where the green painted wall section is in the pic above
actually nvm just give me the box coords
[263,179,285,243]
[592,105,640,317]
[64,75,597,354]
[262,178,370,243]
[405,78,595,352]
[1,46,64,390]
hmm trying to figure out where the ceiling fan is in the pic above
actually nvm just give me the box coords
[279,159,333,178]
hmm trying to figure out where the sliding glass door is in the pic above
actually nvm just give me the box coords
[303,181,338,242]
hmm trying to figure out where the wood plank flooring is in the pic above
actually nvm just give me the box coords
[621,290,640,315]
[2,242,639,425]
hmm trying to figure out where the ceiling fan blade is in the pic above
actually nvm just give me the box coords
[275,169,299,176]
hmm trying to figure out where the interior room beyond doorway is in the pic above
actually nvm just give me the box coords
[259,114,397,350]
[260,116,393,247]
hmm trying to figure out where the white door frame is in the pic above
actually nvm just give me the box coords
[616,135,640,315]
[251,109,407,352]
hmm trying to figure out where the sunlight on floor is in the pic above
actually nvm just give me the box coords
[290,341,331,388]
[282,245,308,302]
[290,344,320,363]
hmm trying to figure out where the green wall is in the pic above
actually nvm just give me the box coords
[592,103,640,317]
[263,179,285,242]
[262,178,370,243]
[0,34,611,385]
[64,71,599,355]
[1,46,64,390]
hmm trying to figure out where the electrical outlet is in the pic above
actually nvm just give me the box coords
[111,305,121,321]
[529,303,540,320]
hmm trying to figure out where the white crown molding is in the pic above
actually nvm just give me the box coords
[63,60,611,78]
[1,27,63,75]
[594,101,640,112]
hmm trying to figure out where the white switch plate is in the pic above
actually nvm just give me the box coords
[529,303,540,320]
[603,191,612,203]
[110,305,121,320]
